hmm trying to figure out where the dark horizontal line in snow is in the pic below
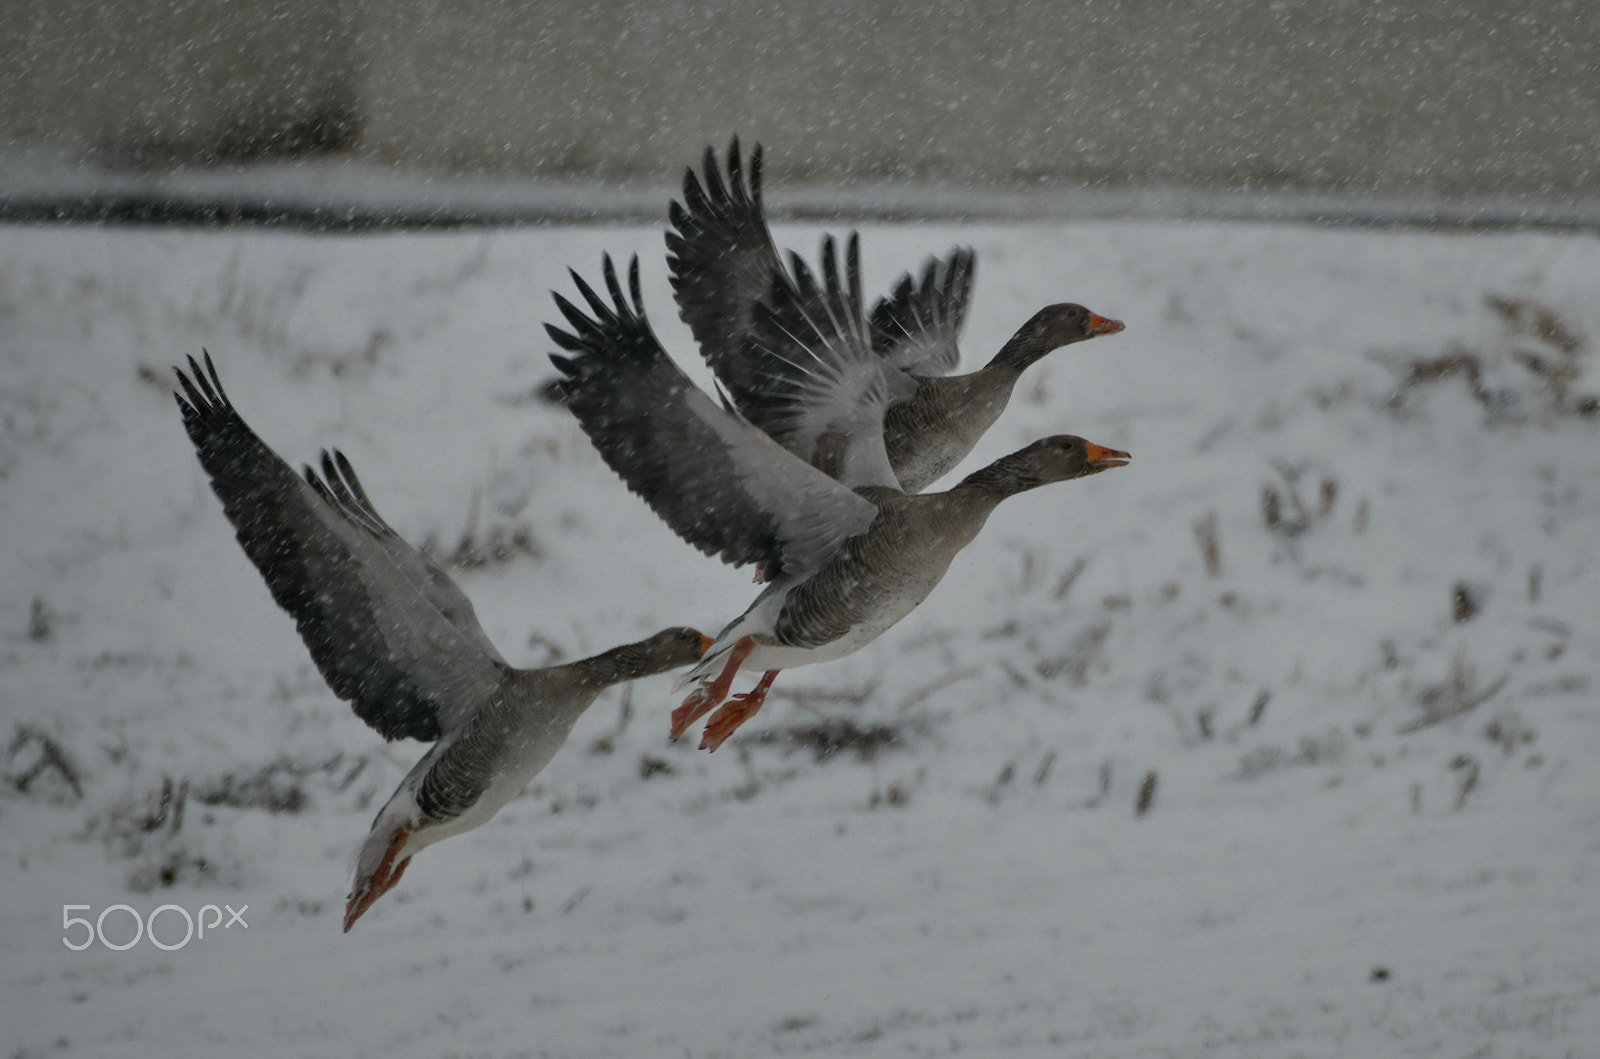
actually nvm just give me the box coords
[3,187,1599,234]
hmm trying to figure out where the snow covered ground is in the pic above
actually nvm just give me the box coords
[2,218,1598,1057]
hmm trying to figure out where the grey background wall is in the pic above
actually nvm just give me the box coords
[3,0,1597,205]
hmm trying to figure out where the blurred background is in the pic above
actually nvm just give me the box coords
[4,0,1598,224]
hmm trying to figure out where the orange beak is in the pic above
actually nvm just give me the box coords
[1086,313,1125,337]
[1084,442,1131,471]
[698,633,715,653]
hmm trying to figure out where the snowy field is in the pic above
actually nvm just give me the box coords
[2,218,1598,1057]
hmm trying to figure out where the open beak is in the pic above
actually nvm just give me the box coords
[1086,313,1125,337]
[1084,442,1131,472]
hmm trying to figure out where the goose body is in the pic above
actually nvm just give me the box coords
[879,369,1019,494]
[173,355,706,930]
[694,486,993,671]
[667,138,1125,493]
[549,249,1128,751]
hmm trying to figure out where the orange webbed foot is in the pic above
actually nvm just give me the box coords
[699,670,779,752]
[671,636,756,741]
[671,685,723,741]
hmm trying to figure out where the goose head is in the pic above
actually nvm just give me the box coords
[963,435,1131,496]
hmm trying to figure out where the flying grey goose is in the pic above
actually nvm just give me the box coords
[548,246,1128,752]
[666,137,1126,493]
[173,354,708,931]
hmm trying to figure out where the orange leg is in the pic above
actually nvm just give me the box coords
[671,636,756,741]
[700,669,780,752]
[343,827,410,933]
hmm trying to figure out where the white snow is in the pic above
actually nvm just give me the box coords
[2,219,1598,1057]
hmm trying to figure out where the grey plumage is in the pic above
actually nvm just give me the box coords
[867,245,976,378]
[549,255,879,583]
[668,136,976,388]
[738,233,905,490]
[665,139,785,399]
[174,353,706,929]
[668,139,1124,494]
[549,253,1131,752]
[175,353,505,742]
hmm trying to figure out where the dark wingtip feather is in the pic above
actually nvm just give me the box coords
[320,449,340,487]
[845,232,863,309]
[568,265,613,321]
[786,249,816,293]
[172,389,195,424]
[682,169,712,217]
[193,350,229,408]
[725,135,744,196]
[601,254,627,313]
[546,320,585,352]
[174,360,213,420]
[709,143,734,205]
[549,316,595,350]
[334,450,367,500]
[627,255,644,312]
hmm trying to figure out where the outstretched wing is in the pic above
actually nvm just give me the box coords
[734,232,905,491]
[666,137,786,400]
[174,353,508,742]
[547,255,877,582]
[667,141,913,491]
[868,246,976,377]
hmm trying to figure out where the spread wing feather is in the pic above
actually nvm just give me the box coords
[868,246,976,377]
[736,233,904,490]
[547,256,877,582]
[174,353,507,741]
[665,136,786,402]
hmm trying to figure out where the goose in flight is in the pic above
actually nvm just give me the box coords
[173,354,708,931]
[666,137,1126,493]
[548,245,1128,752]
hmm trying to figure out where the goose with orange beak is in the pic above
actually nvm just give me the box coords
[173,354,709,931]
[668,137,1126,493]
[550,243,1129,752]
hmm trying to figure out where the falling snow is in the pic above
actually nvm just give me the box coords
[2,219,1599,1056]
